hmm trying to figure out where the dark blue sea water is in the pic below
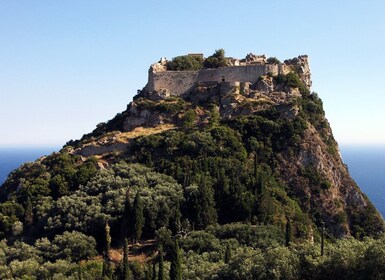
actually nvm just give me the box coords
[0,147,59,185]
[0,146,385,217]
[340,146,385,218]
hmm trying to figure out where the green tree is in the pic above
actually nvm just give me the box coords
[170,240,182,280]
[123,238,132,280]
[196,175,217,228]
[158,247,164,280]
[204,49,227,68]
[171,200,182,235]
[152,261,156,280]
[24,194,33,229]
[285,218,292,247]
[49,174,69,198]
[167,55,203,71]
[52,231,97,262]
[208,106,220,129]
[133,192,144,243]
[182,109,197,129]
[102,222,112,279]
[224,243,232,264]
[121,188,132,240]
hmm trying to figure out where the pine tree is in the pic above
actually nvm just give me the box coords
[133,192,144,243]
[158,247,164,280]
[170,240,182,280]
[123,238,132,280]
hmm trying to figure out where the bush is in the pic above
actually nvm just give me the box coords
[267,57,281,64]
[167,55,203,71]
[52,231,97,262]
[275,72,310,95]
[204,49,227,68]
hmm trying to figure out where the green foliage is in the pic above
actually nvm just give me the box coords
[167,55,203,71]
[133,192,144,242]
[267,57,281,64]
[275,71,310,96]
[0,201,24,238]
[123,238,132,280]
[204,48,227,68]
[135,97,189,114]
[181,109,197,129]
[224,242,232,263]
[170,240,182,280]
[185,180,217,229]
[104,223,111,257]
[53,231,97,262]
[180,231,221,254]
[208,106,220,128]
[121,188,132,240]
[158,247,165,280]
[1,75,384,279]
[286,218,293,247]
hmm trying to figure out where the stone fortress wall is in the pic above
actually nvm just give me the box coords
[146,54,311,97]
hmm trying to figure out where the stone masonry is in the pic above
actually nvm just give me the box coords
[145,54,311,97]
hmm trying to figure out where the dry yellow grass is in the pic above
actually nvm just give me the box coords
[115,124,175,143]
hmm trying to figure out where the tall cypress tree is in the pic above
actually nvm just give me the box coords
[152,261,157,280]
[197,175,217,228]
[158,247,164,280]
[24,194,34,230]
[123,238,132,280]
[102,222,112,278]
[172,200,182,235]
[121,188,132,240]
[170,240,182,280]
[285,218,292,247]
[133,192,144,243]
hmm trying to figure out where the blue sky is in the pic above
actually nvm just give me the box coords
[1,1,385,146]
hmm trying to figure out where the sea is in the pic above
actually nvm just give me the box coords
[0,147,59,186]
[0,146,385,217]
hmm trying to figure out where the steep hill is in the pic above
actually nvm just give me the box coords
[0,51,383,279]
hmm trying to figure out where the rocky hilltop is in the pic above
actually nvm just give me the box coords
[0,50,384,278]
[63,52,384,237]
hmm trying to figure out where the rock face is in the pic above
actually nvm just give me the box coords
[284,55,312,88]
[277,124,372,237]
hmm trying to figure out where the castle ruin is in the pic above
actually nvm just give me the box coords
[144,53,311,98]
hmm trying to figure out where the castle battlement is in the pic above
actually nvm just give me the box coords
[145,54,311,98]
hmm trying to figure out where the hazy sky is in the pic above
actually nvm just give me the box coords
[1,1,385,147]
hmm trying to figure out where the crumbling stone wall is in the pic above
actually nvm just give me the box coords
[148,64,285,96]
[146,55,310,97]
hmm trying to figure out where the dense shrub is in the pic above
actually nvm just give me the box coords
[167,55,203,71]
[203,49,227,68]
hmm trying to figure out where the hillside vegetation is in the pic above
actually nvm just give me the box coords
[0,53,384,279]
